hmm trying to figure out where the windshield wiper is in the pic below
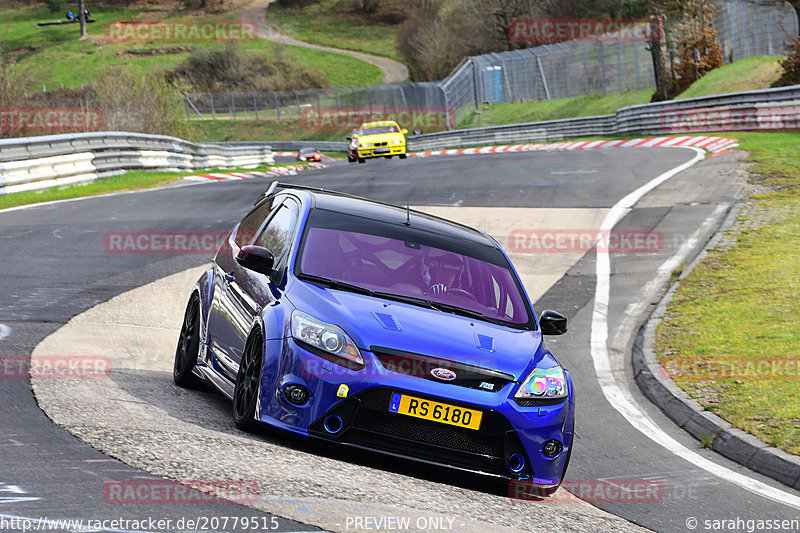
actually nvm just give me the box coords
[370,291,436,309]
[296,273,373,296]
[427,301,507,326]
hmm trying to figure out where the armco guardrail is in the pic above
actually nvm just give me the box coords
[218,141,348,152]
[0,132,274,195]
[407,85,800,151]
[3,86,800,193]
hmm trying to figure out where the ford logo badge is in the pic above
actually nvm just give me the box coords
[431,368,456,381]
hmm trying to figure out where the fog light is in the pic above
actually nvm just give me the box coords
[284,384,309,405]
[542,439,563,458]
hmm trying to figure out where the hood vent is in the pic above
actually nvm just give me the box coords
[475,334,495,352]
[373,312,402,332]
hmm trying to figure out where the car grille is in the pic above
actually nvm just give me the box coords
[309,387,532,478]
[373,141,388,147]
[371,346,514,393]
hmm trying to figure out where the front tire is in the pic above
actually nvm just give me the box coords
[399,153,407,159]
[357,158,366,164]
[233,329,264,432]
[173,294,201,388]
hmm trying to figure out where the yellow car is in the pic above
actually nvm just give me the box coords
[346,121,408,163]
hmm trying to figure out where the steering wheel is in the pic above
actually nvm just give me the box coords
[429,287,479,303]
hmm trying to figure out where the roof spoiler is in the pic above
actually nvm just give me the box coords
[255,181,340,205]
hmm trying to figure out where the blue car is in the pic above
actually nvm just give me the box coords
[174,182,574,493]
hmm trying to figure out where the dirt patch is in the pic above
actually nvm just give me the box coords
[118,45,195,57]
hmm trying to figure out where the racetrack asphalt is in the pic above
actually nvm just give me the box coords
[3,148,799,532]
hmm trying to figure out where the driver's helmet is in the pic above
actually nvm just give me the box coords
[423,250,464,295]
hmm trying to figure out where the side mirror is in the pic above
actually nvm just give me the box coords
[236,245,275,276]
[401,128,408,134]
[540,310,567,335]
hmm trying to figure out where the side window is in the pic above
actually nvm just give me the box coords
[235,196,280,248]
[256,199,299,262]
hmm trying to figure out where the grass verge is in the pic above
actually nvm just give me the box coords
[676,56,784,99]
[455,56,785,129]
[456,90,654,129]
[654,131,800,454]
[267,0,402,61]
[3,4,381,90]
[0,162,301,210]
[188,119,346,142]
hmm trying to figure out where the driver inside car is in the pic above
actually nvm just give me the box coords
[423,251,464,296]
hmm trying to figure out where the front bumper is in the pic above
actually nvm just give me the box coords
[256,339,574,486]
[356,145,406,158]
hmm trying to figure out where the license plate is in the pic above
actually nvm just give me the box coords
[374,147,390,154]
[388,393,482,431]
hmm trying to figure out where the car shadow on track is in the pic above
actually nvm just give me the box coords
[110,368,511,497]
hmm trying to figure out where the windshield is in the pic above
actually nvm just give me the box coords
[296,209,533,327]
[358,125,399,135]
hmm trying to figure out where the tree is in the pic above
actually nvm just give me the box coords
[772,37,800,87]
[78,0,87,38]
[647,0,670,101]
[671,0,722,92]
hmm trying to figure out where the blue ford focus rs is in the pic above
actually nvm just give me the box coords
[174,182,574,492]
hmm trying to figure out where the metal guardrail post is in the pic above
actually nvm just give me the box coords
[617,38,623,93]
[556,43,570,98]
[580,41,588,95]
[597,37,606,94]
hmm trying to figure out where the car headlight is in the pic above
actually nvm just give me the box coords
[291,310,363,367]
[515,367,567,399]
[391,139,403,145]
[359,142,370,148]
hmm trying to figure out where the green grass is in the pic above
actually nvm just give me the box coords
[456,90,653,129]
[677,56,784,99]
[0,162,299,210]
[2,4,381,90]
[655,131,800,454]
[268,0,402,61]
[188,119,347,143]
[278,42,382,87]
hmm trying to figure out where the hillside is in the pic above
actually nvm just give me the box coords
[1,2,382,91]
